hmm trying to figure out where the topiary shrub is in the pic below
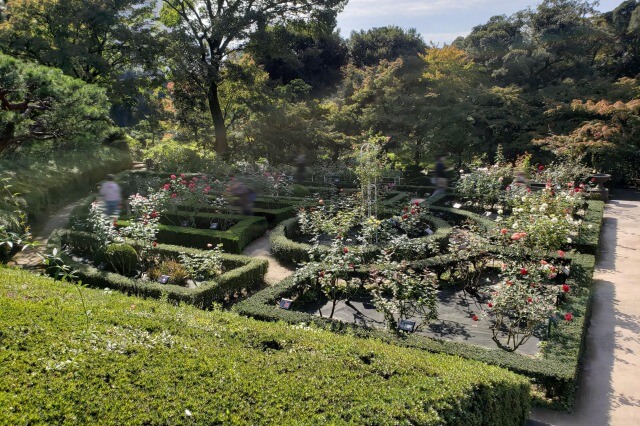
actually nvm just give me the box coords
[291,184,311,197]
[104,244,138,276]
[148,260,190,286]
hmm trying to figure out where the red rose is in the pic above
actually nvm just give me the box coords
[403,206,408,212]
[520,268,528,275]
[562,284,570,293]
[557,250,565,258]
[180,173,186,178]
[500,228,508,235]
[472,314,479,321]
[163,184,170,190]
[192,177,198,182]
[410,209,417,214]
[538,165,544,171]
[319,271,325,278]
[171,193,177,198]
[414,201,420,206]
[170,174,176,179]
[526,187,532,193]
[487,302,493,308]
[506,280,513,286]
[343,247,349,254]
[506,186,511,191]
[590,177,596,183]
[181,180,187,185]
[188,183,196,189]
[564,312,573,321]
[150,211,158,219]
[527,297,533,303]
[402,214,409,220]
[152,241,157,247]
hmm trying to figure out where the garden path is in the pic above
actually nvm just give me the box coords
[242,230,294,285]
[7,197,88,269]
[8,162,146,270]
[529,190,640,425]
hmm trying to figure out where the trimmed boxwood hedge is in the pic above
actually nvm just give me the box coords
[0,266,530,425]
[270,215,453,266]
[47,229,268,308]
[240,199,605,410]
[574,200,605,255]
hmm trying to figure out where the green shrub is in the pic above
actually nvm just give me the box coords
[143,140,228,174]
[290,184,310,197]
[47,229,268,308]
[104,244,138,276]
[0,266,531,425]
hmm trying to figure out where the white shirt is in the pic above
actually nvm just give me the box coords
[99,181,121,202]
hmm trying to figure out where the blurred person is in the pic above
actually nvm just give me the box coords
[99,174,121,217]
[433,155,448,195]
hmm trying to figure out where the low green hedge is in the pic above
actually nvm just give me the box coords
[270,215,453,266]
[430,206,498,232]
[236,251,596,411]
[574,200,605,255]
[47,229,267,308]
[0,266,531,424]
[149,213,267,254]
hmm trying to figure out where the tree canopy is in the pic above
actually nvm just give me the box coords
[0,53,112,154]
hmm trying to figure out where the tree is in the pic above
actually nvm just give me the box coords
[599,0,640,78]
[161,0,345,156]
[0,53,112,154]
[458,1,607,87]
[348,26,426,68]
[246,14,348,93]
[0,0,160,92]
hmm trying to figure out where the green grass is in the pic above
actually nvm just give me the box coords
[0,267,530,425]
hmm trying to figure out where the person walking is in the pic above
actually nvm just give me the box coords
[99,174,122,217]
[433,155,448,195]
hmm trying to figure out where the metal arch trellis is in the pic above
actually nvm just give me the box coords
[359,142,379,220]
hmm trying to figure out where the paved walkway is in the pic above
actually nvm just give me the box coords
[242,230,293,285]
[530,190,640,425]
[8,197,87,269]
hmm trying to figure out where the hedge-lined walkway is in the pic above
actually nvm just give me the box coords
[530,190,640,425]
[8,197,88,269]
[242,230,294,285]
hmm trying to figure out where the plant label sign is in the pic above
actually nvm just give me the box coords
[425,227,434,236]
[279,298,293,309]
[210,222,219,230]
[158,275,170,284]
[398,320,416,333]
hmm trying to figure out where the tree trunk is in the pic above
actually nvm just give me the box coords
[207,80,228,156]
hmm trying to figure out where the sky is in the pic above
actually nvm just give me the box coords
[336,0,626,45]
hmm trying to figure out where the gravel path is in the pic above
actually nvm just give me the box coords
[242,230,294,285]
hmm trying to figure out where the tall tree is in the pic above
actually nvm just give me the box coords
[348,26,426,68]
[0,0,160,91]
[0,53,112,154]
[161,0,345,156]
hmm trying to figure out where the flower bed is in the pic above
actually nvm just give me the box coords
[270,215,452,266]
[48,229,268,308]
[236,250,595,410]
[238,198,605,410]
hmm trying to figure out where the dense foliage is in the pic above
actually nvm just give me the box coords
[0,266,530,424]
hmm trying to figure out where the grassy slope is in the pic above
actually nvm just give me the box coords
[0,267,530,425]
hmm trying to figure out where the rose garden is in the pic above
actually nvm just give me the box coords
[3,0,640,423]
